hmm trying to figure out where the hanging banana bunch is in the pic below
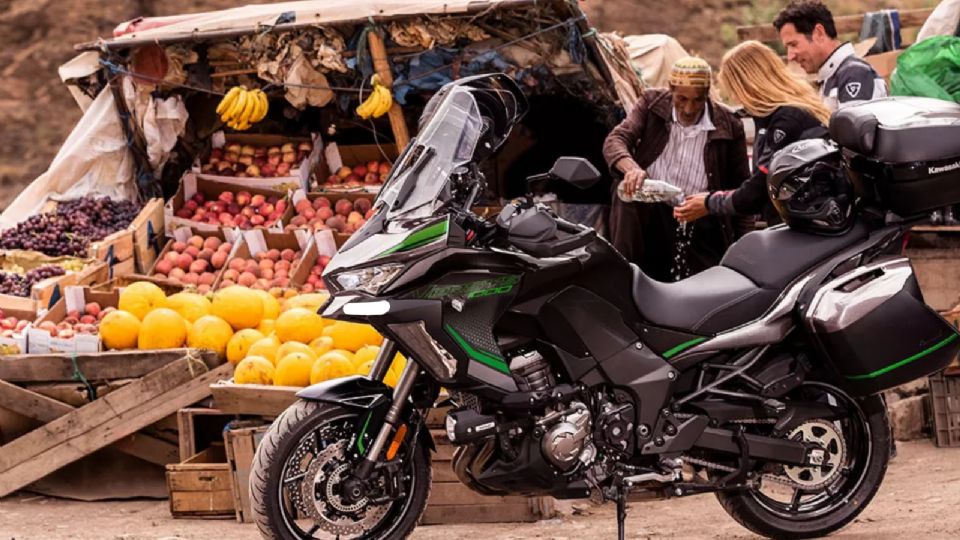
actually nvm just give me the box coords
[216,86,270,131]
[356,74,394,120]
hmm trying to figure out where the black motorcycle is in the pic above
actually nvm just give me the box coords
[249,74,960,539]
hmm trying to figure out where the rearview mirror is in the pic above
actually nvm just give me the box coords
[550,157,601,189]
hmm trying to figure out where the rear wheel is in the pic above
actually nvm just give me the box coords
[716,382,889,539]
[250,400,432,539]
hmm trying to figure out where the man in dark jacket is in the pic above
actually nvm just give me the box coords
[603,57,750,282]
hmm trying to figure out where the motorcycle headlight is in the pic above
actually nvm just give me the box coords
[334,263,404,295]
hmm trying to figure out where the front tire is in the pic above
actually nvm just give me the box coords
[250,400,432,539]
[716,386,890,539]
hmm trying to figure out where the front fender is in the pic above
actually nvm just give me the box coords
[296,376,436,452]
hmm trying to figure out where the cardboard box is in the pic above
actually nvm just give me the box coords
[217,229,312,291]
[193,132,322,192]
[314,142,397,193]
[91,275,186,296]
[0,306,36,354]
[29,286,119,354]
[146,227,244,291]
[865,49,903,82]
[165,172,294,235]
[35,197,163,268]
[0,251,109,314]
[132,198,167,274]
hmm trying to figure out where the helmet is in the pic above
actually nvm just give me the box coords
[767,139,856,235]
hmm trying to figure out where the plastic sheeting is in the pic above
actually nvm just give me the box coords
[0,80,187,230]
[623,34,689,89]
[918,0,960,42]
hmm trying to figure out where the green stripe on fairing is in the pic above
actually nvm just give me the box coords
[662,337,708,359]
[846,334,959,381]
[444,324,510,374]
[379,220,449,256]
[357,411,373,454]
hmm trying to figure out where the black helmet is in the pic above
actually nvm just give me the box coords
[768,139,856,235]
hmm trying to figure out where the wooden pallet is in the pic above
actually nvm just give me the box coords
[0,350,229,497]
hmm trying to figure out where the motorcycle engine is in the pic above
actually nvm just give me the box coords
[539,401,595,470]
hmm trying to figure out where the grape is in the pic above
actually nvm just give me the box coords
[0,196,141,257]
[0,265,66,297]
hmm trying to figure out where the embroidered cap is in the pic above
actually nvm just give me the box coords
[669,57,712,88]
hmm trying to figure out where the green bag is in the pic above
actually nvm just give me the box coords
[890,35,960,102]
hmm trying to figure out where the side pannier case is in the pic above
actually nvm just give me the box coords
[804,258,960,396]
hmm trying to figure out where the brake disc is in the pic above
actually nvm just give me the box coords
[299,440,390,536]
[780,419,847,490]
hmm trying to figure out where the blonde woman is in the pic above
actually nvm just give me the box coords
[674,40,832,224]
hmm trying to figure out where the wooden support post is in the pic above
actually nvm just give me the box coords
[368,31,411,149]
[0,356,233,497]
[0,379,179,466]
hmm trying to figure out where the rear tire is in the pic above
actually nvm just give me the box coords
[716,390,889,539]
[250,400,432,539]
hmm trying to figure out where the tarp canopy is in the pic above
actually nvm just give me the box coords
[87,0,537,49]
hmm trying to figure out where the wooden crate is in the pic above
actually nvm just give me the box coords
[0,351,230,497]
[930,372,960,447]
[210,382,298,418]
[166,443,235,518]
[131,198,166,274]
[177,408,236,461]
[424,428,556,525]
[224,425,270,523]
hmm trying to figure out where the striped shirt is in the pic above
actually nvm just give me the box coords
[646,106,714,197]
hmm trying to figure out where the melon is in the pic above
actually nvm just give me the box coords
[275,308,325,344]
[119,281,167,320]
[227,329,265,365]
[187,315,234,359]
[234,356,275,385]
[138,308,187,349]
[166,292,212,323]
[211,286,263,330]
[99,310,141,350]
[274,352,315,387]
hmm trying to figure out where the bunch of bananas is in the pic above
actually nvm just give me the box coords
[356,75,394,120]
[217,86,269,131]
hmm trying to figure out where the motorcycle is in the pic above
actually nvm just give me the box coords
[249,74,960,539]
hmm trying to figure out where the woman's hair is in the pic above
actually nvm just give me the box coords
[718,41,832,125]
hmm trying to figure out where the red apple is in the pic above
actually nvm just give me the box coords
[353,165,368,177]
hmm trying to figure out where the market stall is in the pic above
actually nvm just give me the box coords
[0,0,642,524]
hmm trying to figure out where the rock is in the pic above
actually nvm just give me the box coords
[894,378,930,398]
[888,395,928,441]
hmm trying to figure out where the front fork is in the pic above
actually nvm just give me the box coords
[351,338,421,482]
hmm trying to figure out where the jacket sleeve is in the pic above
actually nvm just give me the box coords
[603,92,650,175]
[835,63,887,108]
[707,112,805,216]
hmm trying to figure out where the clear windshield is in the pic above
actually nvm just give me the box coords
[377,87,483,221]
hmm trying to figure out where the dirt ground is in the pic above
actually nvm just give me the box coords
[0,440,958,540]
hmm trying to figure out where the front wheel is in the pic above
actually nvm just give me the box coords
[716,382,890,539]
[250,400,432,539]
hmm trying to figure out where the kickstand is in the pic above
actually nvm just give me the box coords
[616,484,627,540]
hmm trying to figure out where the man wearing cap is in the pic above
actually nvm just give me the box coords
[603,57,750,282]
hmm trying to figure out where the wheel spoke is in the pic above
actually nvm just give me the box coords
[789,488,803,511]
[284,472,307,484]
[306,524,320,537]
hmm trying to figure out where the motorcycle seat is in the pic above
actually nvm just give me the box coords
[631,264,779,335]
[830,97,960,163]
[631,221,870,336]
[721,221,869,290]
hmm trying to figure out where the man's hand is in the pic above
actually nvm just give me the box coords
[620,165,647,198]
[674,193,709,223]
